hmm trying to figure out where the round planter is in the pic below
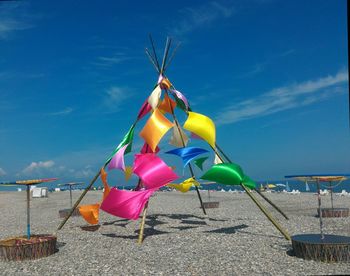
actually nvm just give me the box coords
[292,234,350,262]
[317,208,349,218]
[0,234,57,261]
[202,201,220,209]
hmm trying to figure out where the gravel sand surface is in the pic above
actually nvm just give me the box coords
[1,190,350,275]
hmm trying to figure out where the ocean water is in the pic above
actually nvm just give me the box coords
[1,180,350,193]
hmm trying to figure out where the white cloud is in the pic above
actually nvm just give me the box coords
[73,165,95,178]
[171,2,235,36]
[93,53,131,67]
[22,160,55,174]
[0,167,6,176]
[236,49,296,79]
[215,70,348,125]
[103,86,132,111]
[49,107,73,116]
[0,19,31,39]
[0,2,33,40]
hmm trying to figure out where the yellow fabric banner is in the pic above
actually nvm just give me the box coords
[167,177,199,193]
[183,111,216,147]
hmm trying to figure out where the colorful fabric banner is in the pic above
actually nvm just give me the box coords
[100,188,155,220]
[157,75,172,89]
[194,156,208,170]
[167,177,199,193]
[100,168,111,200]
[108,144,128,172]
[169,124,189,147]
[124,166,133,181]
[201,163,244,186]
[158,93,176,114]
[139,108,174,152]
[241,175,257,190]
[140,142,160,154]
[148,85,162,110]
[191,132,203,140]
[214,154,223,164]
[106,125,135,163]
[169,89,189,111]
[133,153,179,189]
[137,99,152,120]
[183,112,216,148]
[79,204,100,225]
[165,147,208,167]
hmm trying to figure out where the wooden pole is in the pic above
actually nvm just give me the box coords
[26,185,31,240]
[149,34,161,71]
[166,91,207,215]
[164,42,181,71]
[138,202,149,244]
[69,184,73,208]
[241,184,291,240]
[212,145,290,240]
[316,179,324,239]
[160,37,171,74]
[57,170,101,230]
[215,143,288,218]
[145,48,160,73]
[329,181,334,210]
[255,189,289,220]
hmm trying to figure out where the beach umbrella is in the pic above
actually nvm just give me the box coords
[0,178,57,239]
[57,182,84,208]
[285,174,350,238]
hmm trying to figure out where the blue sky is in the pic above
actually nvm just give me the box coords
[0,0,349,185]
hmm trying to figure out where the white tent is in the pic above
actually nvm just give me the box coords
[32,187,48,198]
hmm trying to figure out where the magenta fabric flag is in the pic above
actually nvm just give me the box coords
[137,98,152,120]
[108,144,128,171]
[133,153,179,189]
[140,142,160,154]
[100,188,156,220]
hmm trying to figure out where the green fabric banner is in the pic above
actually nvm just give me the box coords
[201,163,244,186]
[105,124,135,164]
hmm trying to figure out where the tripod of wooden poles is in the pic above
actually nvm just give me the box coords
[58,36,290,244]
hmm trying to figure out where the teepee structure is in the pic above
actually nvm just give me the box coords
[58,37,290,243]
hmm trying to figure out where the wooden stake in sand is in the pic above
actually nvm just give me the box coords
[215,143,289,220]
[212,146,291,240]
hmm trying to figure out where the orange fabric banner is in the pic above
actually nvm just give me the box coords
[101,168,110,201]
[159,93,176,114]
[139,108,174,152]
[79,204,100,225]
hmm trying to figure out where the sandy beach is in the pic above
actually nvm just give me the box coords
[1,190,350,275]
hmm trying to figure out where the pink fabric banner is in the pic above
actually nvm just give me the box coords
[108,144,128,171]
[133,153,179,189]
[100,188,155,220]
[140,142,160,154]
[137,99,152,120]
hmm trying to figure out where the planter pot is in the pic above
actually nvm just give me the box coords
[0,234,57,261]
